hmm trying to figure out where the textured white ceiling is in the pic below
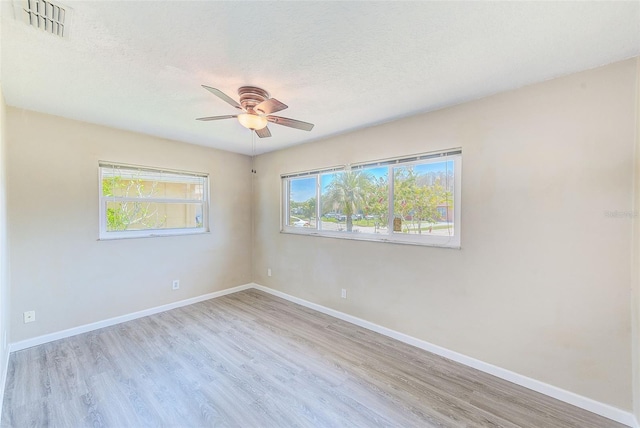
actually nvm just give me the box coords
[1,1,639,155]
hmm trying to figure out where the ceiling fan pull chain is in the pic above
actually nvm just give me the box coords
[251,131,257,174]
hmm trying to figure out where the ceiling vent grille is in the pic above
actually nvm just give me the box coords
[17,0,69,38]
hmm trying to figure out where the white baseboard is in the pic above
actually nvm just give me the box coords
[0,341,9,424]
[9,283,253,352]
[251,283,637,428]
[5,282,637,427]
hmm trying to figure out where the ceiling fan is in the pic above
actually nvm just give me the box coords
[196,86,314,138]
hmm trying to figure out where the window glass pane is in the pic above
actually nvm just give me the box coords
[105,202,203,231]
[288,177,317,228]
[320,168,387,233]
[392,160,455,236]
[360,166,389,234]
[102,170,204,200]
[320,172,343,231]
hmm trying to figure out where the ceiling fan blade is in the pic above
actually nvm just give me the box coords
[201,86,243,110]
[255,98,288,115]
[255,126,272,138]
[267,115,314,131]
[196,115,238,121]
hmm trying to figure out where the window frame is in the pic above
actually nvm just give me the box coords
[281,150,461,248]
[98,162,210,240]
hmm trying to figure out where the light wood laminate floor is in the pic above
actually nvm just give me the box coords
[1,289,626,427]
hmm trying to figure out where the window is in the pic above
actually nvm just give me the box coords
[282,150,461,248]
[99,162,209,239]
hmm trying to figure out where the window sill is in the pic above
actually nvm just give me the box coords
[280,228,461,249]
[98,230,210,241]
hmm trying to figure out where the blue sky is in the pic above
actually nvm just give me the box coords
[289,161,453,202]
[290,177,316,202]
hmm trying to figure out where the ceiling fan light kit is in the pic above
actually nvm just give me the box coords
[237,113,267,130]
[197,85,314,138]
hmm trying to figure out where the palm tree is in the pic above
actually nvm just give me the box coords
[322,171,371,231]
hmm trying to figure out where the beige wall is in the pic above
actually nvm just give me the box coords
[253,59,637,410]
[6,108,252,342]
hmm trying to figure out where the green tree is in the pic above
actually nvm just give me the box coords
[393,168,452,234]
[289,197,316,222]
[102,176,166,231]
[393,167,417,230]
[322,171,371,232]
[302,197,316,220]
[363,175,388,232]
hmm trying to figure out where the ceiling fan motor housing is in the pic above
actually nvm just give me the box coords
[238,86,269,113]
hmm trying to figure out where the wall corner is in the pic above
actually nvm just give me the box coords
[632,56,640,425]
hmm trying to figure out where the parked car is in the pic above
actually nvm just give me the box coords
[294,219,310,227]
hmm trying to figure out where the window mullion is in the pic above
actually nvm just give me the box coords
[104,197,203,204]
[285,180,291,227]
[387,166,394,235]
[316,174,321,231]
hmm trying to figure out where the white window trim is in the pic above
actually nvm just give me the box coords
[281,150,462,249]
[98,162,210,240]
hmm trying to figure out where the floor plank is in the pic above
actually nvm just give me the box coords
[1,289,626,427]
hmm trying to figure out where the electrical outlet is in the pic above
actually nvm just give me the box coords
[172,280,180,290]
[267,268,272,277]
[341,289,347,299]
[23,311,36,323]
